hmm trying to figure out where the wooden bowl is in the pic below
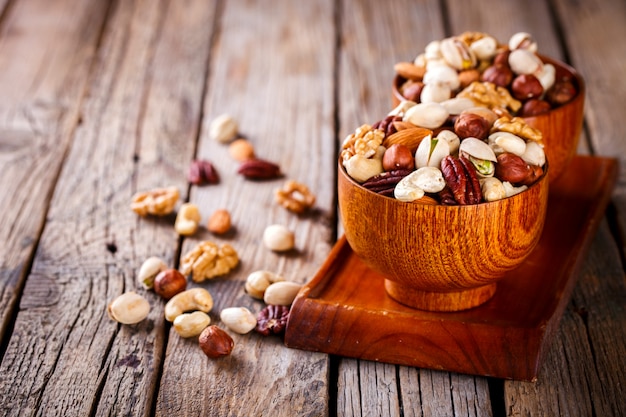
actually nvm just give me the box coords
[337,161,549,312]
[391,55,584,183]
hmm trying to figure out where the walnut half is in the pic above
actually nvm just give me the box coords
[180,241,239,282]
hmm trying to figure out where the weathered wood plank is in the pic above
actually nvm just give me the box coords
[0,0,214,415]
[505,222,626,417]
[0,0,109,343]
[155,1,336,416]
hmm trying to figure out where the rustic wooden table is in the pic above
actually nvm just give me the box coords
[0,0,624,416]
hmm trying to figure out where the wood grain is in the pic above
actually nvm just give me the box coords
[0,0,212,415]
[154,1,336,416]
[0,0,108,343]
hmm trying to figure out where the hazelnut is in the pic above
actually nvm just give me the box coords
[454,113,490,140]
[481,65,513,88]
[154,269,187,300]
[382,144,415,171]
[520,99,552,116]
[199,325,234,359]
[546,78,577,106]
[492,50,511,67]
[495,152,533,184]
[228,138,255,161]
[207,209,232,234]
[511,74,543,101]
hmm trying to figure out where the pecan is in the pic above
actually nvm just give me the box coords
[439,185,457,205]
[255,305,289,336]
[372,115,402,139]
[362,169,413,196]
[188,159,219,185]
[237,158,281,180]
[440,156,482,205]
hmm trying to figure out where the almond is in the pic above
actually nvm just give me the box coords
[383,127,432,153]
[394,62,426,81]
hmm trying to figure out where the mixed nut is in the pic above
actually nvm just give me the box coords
[395,31,578,117]
[110,113,311,360]
[342,104,546,204]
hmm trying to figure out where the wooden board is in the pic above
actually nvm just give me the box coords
[285,156,618,381]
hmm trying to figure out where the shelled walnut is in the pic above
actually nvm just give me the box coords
[180,241,239,282]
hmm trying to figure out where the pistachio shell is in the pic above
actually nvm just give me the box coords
[521,141,546,166]
[470,36,498,61]
[508,49,543,75]
[415,136,451,168]
[411,167,446,193]
[420,83,451,103]
[403,102,449,129]
[459,137,497,162]
[503,181,528,198]
[480,177,507,202]
[509,32,538,53]
[436,130,460,155]
[536,63,556,91]
[394,175,425,202]
[423,65,460,90]
[424,40,442,61]
[489,132,527,156]
[440,97,476,115]
[440,37,477,70]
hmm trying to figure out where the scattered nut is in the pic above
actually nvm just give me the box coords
[188,159,219,185]
[245,270,285,299]
[209,114,238,143]
[180,241,239,282]
[174,203,201,236]
[263,281,302,306]
[164,287,214,322]
[220,307,257,334]
[131,186,179,216]
[154,269,187,300]
[207,209,232,234]
[199,325,234,359]
[274,180,316,214]
[454,112,490,139]
[137,256,167,289]
[228,138,255,161]
[255,305,290,337]
[263,224,295,252]
[382,144,415,171]
[173,311,211,338]
[237,158,282,180]
[107,292,150,325]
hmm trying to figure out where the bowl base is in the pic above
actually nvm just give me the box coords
[384,280,497,312]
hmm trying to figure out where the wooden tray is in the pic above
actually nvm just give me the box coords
[284,155,618,381]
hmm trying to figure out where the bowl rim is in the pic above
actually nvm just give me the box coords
[337,157,549,209]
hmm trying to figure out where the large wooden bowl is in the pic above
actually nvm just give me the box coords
[391,55,584,183]
[337,161,549,312]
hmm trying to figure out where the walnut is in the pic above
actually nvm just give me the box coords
[492,116,543,143]
[180,241,239,282]
[274,180,316,214]
[340,124,384,165]
[131,186,179,216]
[457,81,521,113]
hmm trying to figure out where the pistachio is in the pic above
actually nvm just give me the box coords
[107,292,150,325]
[173,311,211,338]
[520,141,546,166]
[403,102,449,130]
[420,83,451,103]
[209,114,238,143]
[263,281,303,306]
[436,130,460,155]
[440,37,477,70]
[137,256,167,289]
[245,270,285,299]
[459,138,497,177]
[480,177,507,202]
[263,224,295,252]
[415,135,450,168]
[489,132,527,156]
[508,49,543,75]
[423,65,460,90]
[220,307,257,334]
[470,35,498,61]
[440,97,475,115]
[508,32,538,53]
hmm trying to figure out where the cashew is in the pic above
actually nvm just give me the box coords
[164,288,213,322]
[173,311,211,338]
[480,177,506,202]
[175,203,201,236]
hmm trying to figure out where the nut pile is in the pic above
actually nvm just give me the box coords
[341,104,546,204]
[395,31,578,117]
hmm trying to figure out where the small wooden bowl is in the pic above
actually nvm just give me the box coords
[391,55,584,183]
[337,161,549,312]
